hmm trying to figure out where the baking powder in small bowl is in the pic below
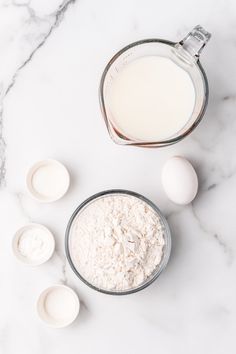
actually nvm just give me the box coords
[26,159,70,203]
[12,223,55,266]
[37,285,80,328]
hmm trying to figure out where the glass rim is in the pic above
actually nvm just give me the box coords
[65,189,172,295]
[99,38,209,147]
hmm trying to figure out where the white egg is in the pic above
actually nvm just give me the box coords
[161,156,198,205]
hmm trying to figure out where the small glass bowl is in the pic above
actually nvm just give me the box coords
[65,190,171,295]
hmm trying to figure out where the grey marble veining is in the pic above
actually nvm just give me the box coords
[1,0,236,353]
[0,0,77,186]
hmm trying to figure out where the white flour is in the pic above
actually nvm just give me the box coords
[18,227,51,261]
[70,194,165,291]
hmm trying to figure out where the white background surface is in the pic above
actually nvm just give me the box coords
[1,0,236,353]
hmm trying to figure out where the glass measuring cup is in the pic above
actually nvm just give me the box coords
[99,25,211,147]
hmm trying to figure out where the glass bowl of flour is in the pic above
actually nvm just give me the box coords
[65,190,171,295]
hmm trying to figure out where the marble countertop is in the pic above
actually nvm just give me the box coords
[1,0,236,353]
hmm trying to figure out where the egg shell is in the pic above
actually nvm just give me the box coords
[161,156,198,205]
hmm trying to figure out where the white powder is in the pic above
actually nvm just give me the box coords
[17,226,53,262]
[44,288,78,322]
[27,160,70,202]
[70,194,165,291]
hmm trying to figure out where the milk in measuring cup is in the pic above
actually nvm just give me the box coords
[108,56,196,141]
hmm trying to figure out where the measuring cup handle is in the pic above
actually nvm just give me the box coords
[179,25,211,59]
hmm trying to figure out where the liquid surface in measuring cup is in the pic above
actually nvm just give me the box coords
[108,56,196,142]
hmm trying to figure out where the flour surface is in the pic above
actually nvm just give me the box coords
[70,194,165,291]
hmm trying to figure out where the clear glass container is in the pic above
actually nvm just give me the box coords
[99,25,211,147]
[65,190,171,295]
